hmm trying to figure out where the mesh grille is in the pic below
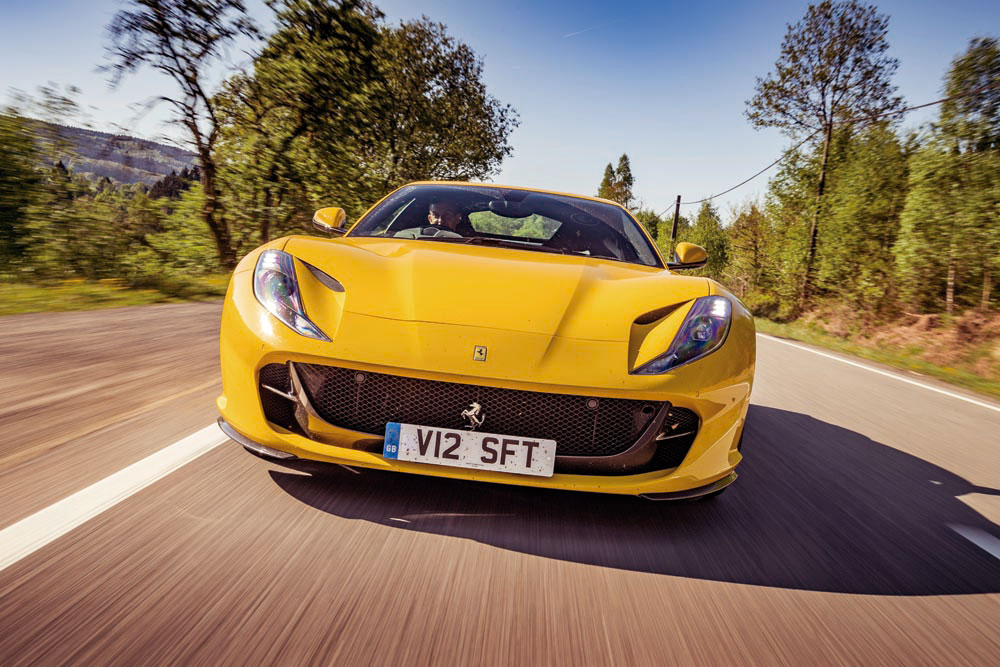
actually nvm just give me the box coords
[292,363,660,457]
[257,363,700,469]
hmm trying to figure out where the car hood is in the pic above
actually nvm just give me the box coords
[283,236,709,342]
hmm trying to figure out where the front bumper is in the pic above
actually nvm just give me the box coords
[217,258,753,497]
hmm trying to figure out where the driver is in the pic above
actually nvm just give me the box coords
[427,199,475,236]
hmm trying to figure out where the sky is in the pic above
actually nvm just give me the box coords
[2,0,998,217]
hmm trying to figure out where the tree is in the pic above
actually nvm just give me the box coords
[0,113,40,266]
[746,0,904,306]
[364,17,518,190]
[686,202,729,283]
[896,38,1000,314]
[614,153,635,209]
[216,6,519,243]
[940,37,1000,153]
[632,208,661,242]
[725,200,772,299]
[597,163,615,201]
[215,0,382,242]
[894,144,965,313]
[939,37,1000,309]
[595,153,635,208]
[816,123,908,311]
[105,0,258,268]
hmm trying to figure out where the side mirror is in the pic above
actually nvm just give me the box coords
[667,242,708,270]
[312,207,348,236]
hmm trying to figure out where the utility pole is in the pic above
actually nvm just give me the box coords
[669,195,681,260]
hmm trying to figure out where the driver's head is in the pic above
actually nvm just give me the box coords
[427,200,462,231]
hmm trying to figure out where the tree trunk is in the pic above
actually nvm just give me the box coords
[201,159,237,269]
[983,265,992,311]
[946,256,956,317]
[800,122,833,306]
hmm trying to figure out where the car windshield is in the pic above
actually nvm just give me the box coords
[348,184,662,268]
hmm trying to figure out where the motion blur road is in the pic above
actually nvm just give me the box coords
[1,302,998,665]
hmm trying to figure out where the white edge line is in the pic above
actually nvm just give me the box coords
[757,333,1000,414]
[0,424,227,573]
[948,524,1000,562]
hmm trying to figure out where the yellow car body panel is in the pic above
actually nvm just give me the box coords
[218,182,755,497]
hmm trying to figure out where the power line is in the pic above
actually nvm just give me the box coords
[674,129,819,208]
[661,79,1000,214]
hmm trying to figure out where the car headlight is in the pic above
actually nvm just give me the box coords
[632,296,731,374]
[253,249,330,341]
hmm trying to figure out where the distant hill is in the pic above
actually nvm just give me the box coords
[30,121,198,185]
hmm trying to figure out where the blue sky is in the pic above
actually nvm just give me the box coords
[2,0,998,217]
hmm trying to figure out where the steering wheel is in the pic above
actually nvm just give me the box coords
[393,225,464,239]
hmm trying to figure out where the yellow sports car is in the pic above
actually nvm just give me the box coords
[217,182,754,500]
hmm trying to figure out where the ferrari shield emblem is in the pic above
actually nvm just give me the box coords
[473,345,487,362]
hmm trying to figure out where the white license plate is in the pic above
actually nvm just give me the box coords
[383,422,556,477]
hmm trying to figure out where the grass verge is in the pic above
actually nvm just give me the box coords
[755,318,1000,401]
[0,275,228,316]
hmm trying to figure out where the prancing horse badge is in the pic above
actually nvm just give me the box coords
[473,345,487,362]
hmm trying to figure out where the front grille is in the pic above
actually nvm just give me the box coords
[276,362,662,457]
[257,362,700,470]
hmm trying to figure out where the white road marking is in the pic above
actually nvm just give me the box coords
[0,424,227,573]
[757,333,1000,414]
[949,524,1000,562]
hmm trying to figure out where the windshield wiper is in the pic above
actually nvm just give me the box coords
[423,235,567,254]
[579,251,626,262]
[462,236,567,254]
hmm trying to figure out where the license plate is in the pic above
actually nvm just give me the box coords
[383,422,556,477]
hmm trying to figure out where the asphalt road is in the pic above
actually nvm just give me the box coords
[1,302,998,665]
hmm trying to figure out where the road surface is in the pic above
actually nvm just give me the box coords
[1,302,998,665]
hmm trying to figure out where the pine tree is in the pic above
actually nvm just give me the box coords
[597,163,616,200]
[614,153,635,209]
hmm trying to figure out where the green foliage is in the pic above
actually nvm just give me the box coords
[216,2,518,246]
[595,153,635,208]
[0,114,40,265]
[816,123,908,310]
[369,16,519,186]
[597,164,615,201]
[895,37,1000,314]
[761,147,814,309]
[746,0,905,307]
[468,211,559,239]
[2,0,998,334]
[105,0,260,268]
[940,37,1000,153]
[724,200,773,300]
[632,208,661,242]
[684,202,729,282]
[746,0,903,137]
